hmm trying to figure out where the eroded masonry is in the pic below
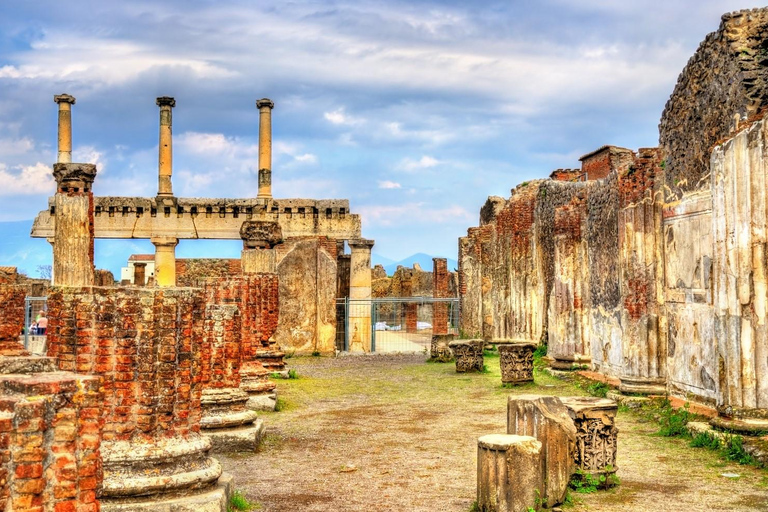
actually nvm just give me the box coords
[0,95,376,510]
[31,97,375,356]
[460,9,768,429]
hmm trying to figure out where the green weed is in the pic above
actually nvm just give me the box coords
[585,381,610,398]
[654,399,693,437]
[287,368,299,379]
[228,490,261,511]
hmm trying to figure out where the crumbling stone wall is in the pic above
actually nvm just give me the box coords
[273,237,337,354]
[176,258,242,287]
[660,8,768,198]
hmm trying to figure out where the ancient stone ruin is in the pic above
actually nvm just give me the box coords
[460,8,768,433]
[0,93,377,510]
[31,96,375,357]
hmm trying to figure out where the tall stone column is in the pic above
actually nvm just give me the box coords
[348,239,374,352]
[156,96,175,197]
[54,94,75,163]
[52,163,96,287]
[152,237,178,287]
[256,98,274,199]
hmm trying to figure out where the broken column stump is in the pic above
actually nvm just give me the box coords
[0,356,103,512]
[204,276,281,412]
[497,341,537,384]
[430,333,455,362]
[560,397,619,479]
[46,286,231,512]
[448,339,484,372]
[506,395,576,507]
[477,434,544,512]
[200,304,263,452]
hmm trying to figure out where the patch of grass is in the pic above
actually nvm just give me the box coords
[569,467,619,493]
[690,431,721,450]
[228,490,261,511]
[722,434,757,466]
[468,501,480,512]
[653,399,694,437]
[311,350,321,357]
[287,368,299,379]
[585,381,610,398]
[274,397,289,412]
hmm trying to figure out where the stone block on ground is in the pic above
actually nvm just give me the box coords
[477,434,544,512]
[430,333,455,362]
[497,342,537,384]
[204,419,265,452]
[448,339,484,372]
[507,394,576,508]
[560,397,618,478]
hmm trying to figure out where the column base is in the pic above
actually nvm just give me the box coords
[101,473,233,512]
[204,419,265,452]
[102,435,221,498]
[710,416,768,435]
[618,376,666,395]
[550,355,591,371]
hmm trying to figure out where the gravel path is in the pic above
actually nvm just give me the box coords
[218,354,768,511]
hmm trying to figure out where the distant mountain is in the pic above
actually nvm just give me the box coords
[0,220,460,280]
[382,253,459,276]
[371,252,396,267]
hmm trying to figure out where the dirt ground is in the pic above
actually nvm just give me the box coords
[218,354,768,511]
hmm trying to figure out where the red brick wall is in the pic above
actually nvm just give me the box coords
[201,305,242,389]
[619,148,661,208]
[0,371,102,512]
[46,287,206,443]
[550,169,585,182]
[581,151,612,181]
[554,197,586,241]
[0,285,28,356]
[204,275,280,362]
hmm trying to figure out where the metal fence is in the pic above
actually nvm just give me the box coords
[23,296,48,354]
[336,297,459,353]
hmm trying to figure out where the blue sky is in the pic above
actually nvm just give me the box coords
[0,1,763,265]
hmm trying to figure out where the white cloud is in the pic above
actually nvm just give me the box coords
[378,180,401,189]
[357,202,474,227]
[324,108,364,126]
[274,141,318,165]
[0,137,35,156]
[0,162,55,196]
[398,155,440,172]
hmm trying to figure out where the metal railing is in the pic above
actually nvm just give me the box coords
[336,297,459,353]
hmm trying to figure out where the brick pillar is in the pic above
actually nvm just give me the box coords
[433,257,449,335]
[256,98,274,199]
[46,286,229,510]
[133,262,147,286]
[0,285,28,356]
[348,239,374,352]
[205,276,281,412]
[52,163,96,287]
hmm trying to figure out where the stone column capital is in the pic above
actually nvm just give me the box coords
[54,94,76,105]
[53,163,97,189]
[348,238,375,250]
[150,236,179,247]
[256,98,274,110]
[240,220,282,249]
[156,96,176,108]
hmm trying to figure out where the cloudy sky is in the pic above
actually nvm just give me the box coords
[0,1,763,265]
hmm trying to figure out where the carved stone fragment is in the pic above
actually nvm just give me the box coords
[561,396,619,478]
[430,333,455,362]
[497,342,537,384]
[239,220,283,249]
[448,339,484,372]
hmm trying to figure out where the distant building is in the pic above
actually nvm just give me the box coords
[120,254,155,285]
